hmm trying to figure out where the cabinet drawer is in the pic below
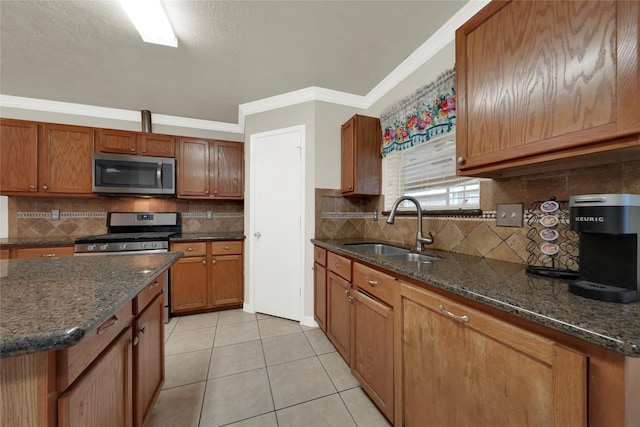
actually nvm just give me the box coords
[210,241,242,255]
[353,262,396,306]
[314,246,327,266]
[134,275,163,315]
[15,246,74,259]
[327,252,351,281]
[57,300,133,390]
[171,242,206,257]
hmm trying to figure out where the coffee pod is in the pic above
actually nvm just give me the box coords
[539,228,559,242]
[540,215,558,228]
[540,242,559,256]
[540,200,559,213]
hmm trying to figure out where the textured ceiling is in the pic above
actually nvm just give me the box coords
[0,1,468,124]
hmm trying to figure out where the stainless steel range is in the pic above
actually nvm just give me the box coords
[75,212,181,322]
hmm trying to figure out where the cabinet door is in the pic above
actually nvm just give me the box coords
[456,1,640,176]
[138,134,175,157]
[40,124,94,195]
[209,254,243,307]
[352,290,393,421]
[170,256,208,312]
[0,119,38,193]
[212,141,243,199]
[134,294,164,427]
[340,117,355,193]
[58,327,133,427]
[96,129,137,154]
[314,262,327,332]
[399,283,586,427]
[177,138,210,197]
[327,271,352,364]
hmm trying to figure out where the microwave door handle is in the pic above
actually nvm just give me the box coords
[157,162,162,189]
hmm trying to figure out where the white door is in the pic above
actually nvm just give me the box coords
[250,126,304,321]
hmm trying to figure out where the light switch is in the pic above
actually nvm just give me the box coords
[496,203,523,227]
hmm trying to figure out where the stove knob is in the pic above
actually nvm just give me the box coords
[122,243,127,250]
[87,244,96,252]
[100,244,109,251]
[141,242,147,249]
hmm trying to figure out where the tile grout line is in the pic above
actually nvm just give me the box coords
[196,314,219,427]
[256,315,281,426]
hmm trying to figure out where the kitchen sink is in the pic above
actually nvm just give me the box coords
[385,252,442,262]
[345,243,442,262]
[345,243,410,255]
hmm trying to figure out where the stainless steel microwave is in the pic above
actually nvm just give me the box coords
[93,153,175,195]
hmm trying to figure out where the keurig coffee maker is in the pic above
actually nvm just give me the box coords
[569,194,640,303]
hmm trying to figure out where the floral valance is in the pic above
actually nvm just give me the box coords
[381,68,456,157]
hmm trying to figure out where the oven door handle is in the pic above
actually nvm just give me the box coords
[157,162,162,189]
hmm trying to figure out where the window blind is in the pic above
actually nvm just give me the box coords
[383,132,479,211]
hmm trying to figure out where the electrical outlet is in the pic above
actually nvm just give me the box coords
[206,211,213,220]
[51,209,60,221]
[496,203,523,227]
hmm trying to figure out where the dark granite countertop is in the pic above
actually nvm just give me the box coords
[170,232,245,242]
[0,236,76,248]
[312,238,640,357]
[0,252,182,358]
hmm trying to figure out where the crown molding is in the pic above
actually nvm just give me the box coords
[1,0,489,135]
[0,94,243,134]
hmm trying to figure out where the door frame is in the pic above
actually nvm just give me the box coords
[246,125,306,321]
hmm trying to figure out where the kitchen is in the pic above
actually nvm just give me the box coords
[1,1,640,426]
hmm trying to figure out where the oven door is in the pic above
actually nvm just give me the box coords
[74,249,169,256]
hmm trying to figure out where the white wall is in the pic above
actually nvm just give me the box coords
[243,102,318,324]
[0,196,7,238]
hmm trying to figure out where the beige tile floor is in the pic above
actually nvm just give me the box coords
[148,309,391,427]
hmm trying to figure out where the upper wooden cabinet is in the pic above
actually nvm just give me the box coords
[96,129,175,157]
[455,0,640,177]
[1,119,95,196]
[341,114,382,196]
[40,123,95,195]
[0,119,38,193]
[177,138,244,199]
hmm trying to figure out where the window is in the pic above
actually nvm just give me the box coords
[383,132,480,211]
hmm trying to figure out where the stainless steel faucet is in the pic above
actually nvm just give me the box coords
[386,195,434,252]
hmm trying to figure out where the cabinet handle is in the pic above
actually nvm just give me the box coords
[186,247,195,251]
[97,316,118,334]
[130,148,136,152]
[456,156,466,165]
[348,185,353,190]
[148,280,160,289]
[214,190,218,194]
[142,150,146,153]
[344,289,349,295]
[365,276,378,286]
[334,262,342,268]
[438,304,469,323]
[42,185,48,190]
[39,253,57,257]
[212,259,217,265]
[223,245,231,250]
[201,260,206,265]
[205,190,209,194]
[29,184,36,189]
[132,336,139,346]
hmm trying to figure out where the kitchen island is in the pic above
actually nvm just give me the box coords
[313,238,640,427]
[0,252,182,427]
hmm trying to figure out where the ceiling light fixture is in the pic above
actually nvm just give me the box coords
[118,0,177,47]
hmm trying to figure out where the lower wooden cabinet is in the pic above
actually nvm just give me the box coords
[326,271,352,363]
[58,327,133,427]
[352,289,393,422]
[313,245,328,332]
[134,294,164,427]
[313,262,327,332]
[170,240,243,315]
[398,281,587,427]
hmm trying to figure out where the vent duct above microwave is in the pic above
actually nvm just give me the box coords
[141,110,152,133]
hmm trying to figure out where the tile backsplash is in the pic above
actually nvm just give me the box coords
[8,197,244,238]
[317,160,640,266]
